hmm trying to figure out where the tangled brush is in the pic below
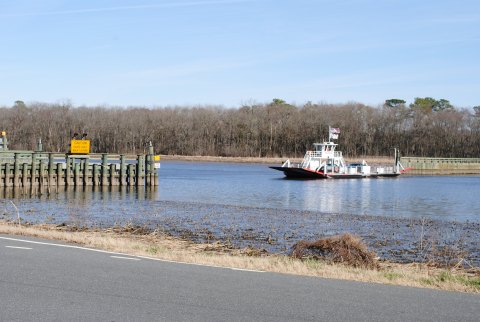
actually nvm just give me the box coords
[291,233,379,269]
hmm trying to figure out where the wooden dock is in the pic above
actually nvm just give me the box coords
[0,151,159,188]
[400,157,480,175]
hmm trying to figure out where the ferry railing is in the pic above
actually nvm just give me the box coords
[306,151,323,158]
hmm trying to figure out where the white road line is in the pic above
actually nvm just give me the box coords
[5,246,32,250]
[111,255,141,261]
[0,235,264,273]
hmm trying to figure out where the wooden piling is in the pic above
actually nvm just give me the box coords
[84,157,90,186]
[5,163,11,187]
[1,149,158,188]
[101,154,108,186]
[65,155,72,186]
[40,161,46,190]
[136,155,145,186]
[48,153,55,187]
[93,164,99,186]
[22,163,28,188]
[13,153,20,187]
[31,153,38,188]
[120,155,126,186]
[74,162,80,186]
[110,163,116,186]
[128,164,135,186]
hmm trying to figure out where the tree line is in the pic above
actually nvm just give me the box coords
[1,98,479,158]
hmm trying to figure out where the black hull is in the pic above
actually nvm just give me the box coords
[269,166,328,179]
[270,166,402,179]
[370,173,401,178]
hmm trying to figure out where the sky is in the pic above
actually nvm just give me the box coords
[0,0,479,108]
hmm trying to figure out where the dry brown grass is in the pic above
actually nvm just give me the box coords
[1,221,478,293]
[160,154,393,165]
[159,154,297,164]
[292,234,379,270]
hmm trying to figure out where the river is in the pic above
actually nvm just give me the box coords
[1,161,479,265]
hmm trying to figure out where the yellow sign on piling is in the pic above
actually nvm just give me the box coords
[154,155,161,161]
[70,140,90,154]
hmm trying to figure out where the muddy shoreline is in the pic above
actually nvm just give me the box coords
[4,200,478,268]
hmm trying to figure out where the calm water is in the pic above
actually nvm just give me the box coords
[1,161,479,263]
[159,161,480,222]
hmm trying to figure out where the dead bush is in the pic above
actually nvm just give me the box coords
[291,234,379,269]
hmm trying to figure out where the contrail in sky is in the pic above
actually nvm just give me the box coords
[1,0,256,17]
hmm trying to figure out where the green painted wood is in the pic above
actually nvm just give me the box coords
[40,161,46,189]
[83,158,90,186]
[93,164,99,186]
[57,163,63,186]
[401,157,480,174]
[120,155,126,186]
[110,163,116,186]
[5,163,11,187]
[101,153,108,186]
[128,164,135,186]
[1,150,157,187]
[13,153,20,186]
[31,153,38,188]
[22,163,28,187]
[74,162,80,186]
[65,155,72,186]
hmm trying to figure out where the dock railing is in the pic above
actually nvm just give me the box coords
[400,157,480,174]
[0,151,159,188]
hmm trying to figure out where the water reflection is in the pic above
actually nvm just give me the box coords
[1,163,479,265]
[1,162,480,223]
[1,186,157,202]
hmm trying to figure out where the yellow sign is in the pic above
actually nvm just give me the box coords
[1,131,5,136]
[70,140,90,154]
[154,155,161,161]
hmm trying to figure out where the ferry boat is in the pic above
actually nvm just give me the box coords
[270,127,407,179]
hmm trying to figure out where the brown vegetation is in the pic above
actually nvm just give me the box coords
[1,100,479,158]
[291,234,379,270]
[1,220,479,293]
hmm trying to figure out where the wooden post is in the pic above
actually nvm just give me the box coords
[146,142,158,186]
[65,155,72,186]
[5,163,11,187]
[101,153,108,186]
[93,164,99,186]
[136,155,144,186]
[74,162,80,186]
[84,157,90,186]
[120,155,126,186]
[128,164,134,186]
[22,163,28,188]
[14,153,20,187]
[36,138,43,152]
[39,161,46,191]
[110,163,116,186]
[145,154,150,186]
[56,162,63,186]
[31,153,38,188]
[48,153,55,187]
[148,142,154,186]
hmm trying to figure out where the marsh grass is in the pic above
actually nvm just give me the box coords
[160,155,392,165]
[1,220,478,293]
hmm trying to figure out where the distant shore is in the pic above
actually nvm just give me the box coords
[159,154,394,165]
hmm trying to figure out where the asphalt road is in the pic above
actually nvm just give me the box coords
[0,234,478,322]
